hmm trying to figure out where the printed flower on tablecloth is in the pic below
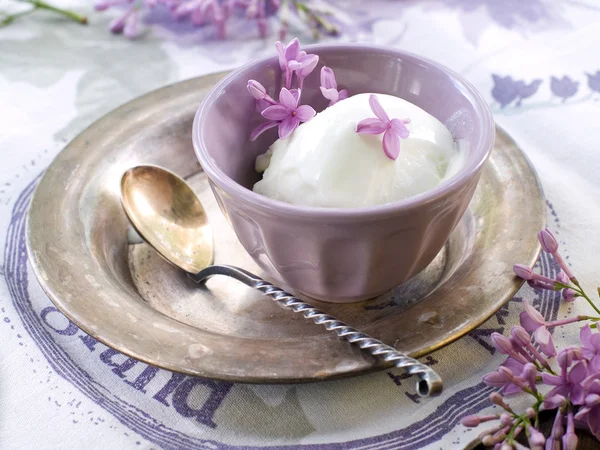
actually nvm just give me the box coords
[491,75,542,108]
[586,71,600,93]
[550,75,579,102]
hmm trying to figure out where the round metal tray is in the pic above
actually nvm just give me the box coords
[26,73,544,383]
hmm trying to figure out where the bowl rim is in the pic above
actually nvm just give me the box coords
[193,42,495,220]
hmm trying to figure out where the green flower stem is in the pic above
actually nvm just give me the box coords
[579,288,600,316]
[0,7,35,26]
[294,1,338,36]
[8,0,87,25]
[555,280,600,316]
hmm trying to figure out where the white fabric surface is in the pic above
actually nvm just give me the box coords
[1,1,600,449]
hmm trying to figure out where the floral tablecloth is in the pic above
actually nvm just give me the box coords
[2,1,600,449]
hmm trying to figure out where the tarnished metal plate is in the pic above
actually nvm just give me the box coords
[26,73,545,383]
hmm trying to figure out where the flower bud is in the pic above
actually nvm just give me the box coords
[562,289,577,302]
[556,271,569,285]
[500,413,513,426]
[528,426,546,447]
[538,228,559,253]
[544,394,566,409]
[513,264,534,280]
[491,333,515,355]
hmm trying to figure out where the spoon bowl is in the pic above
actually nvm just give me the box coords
[120,165,213,274]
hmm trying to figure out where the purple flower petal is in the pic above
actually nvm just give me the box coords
[546,385,570,400]
[250,120,279,141]
[289,88,300,103]
[502,357,524,375]
[590,333,600,349]
[502,383,522,395]
[574,406,590,422]
[256,98,270,113]
[279,87,297,110]
[571,383,586,405]
[369,94,390,122]
[284,38,301,63]
[356,118,387,135]
[589,406,600,440]
[294,54,319,78]
[320,87,339,103]
[274,41,287,71]
[569,361,588,384]
[383,129,400,160]
[581,325,593,347]
[320,66,336,90]
[278,115,300,139]
[262,105,290,120]
[390,118,410,139]
[535,327,557,357]
[338,89,349,101]
[519,311,542,333]
[542,373,563,386]
[295,105,315,122]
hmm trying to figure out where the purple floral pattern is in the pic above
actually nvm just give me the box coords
[551,76,579,102]
[586,71,600,93]
[490,71,600,108]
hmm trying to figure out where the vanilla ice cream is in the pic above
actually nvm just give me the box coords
[253,93,464,208]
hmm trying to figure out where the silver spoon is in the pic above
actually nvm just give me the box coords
[120,164,443,397]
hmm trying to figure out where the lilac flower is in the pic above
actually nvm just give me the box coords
[580,325,600,371]
[550,76,579,102]
[575,378,600,440]
[491,75,519,108]
[320,66,348,106]
[587,71,600,93]
[355,94,410,161]
[483,357,526,395]
[173,0,228,38]
[289,52,319,88]
[520,300,557,357]
[261,87,315,139]
[511,326,552,371]
[542,347,587,405]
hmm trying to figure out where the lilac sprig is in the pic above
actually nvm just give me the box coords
[248,38,324,140]
[462,228,600,448]
[248,38,348,141]
[91,0,338,40]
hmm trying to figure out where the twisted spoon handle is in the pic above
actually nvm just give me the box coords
[190,264,443,397]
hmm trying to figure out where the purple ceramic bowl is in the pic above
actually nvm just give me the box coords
[193,44,494,302]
